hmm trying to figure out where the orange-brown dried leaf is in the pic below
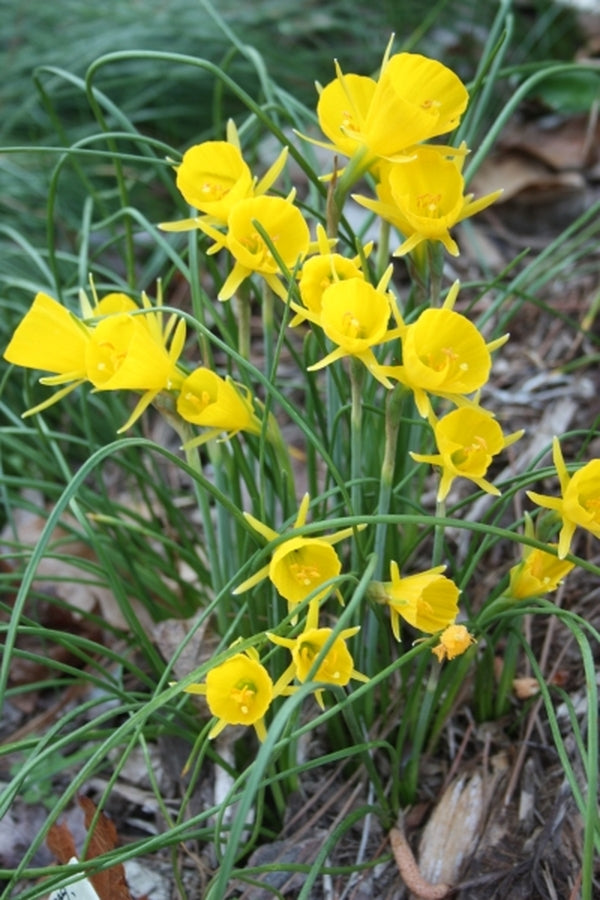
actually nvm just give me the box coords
[46,820,77,864]
[77,796,132,900]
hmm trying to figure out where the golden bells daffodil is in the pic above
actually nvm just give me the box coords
[411,407,523,501]
[527,436,600,559]
[369,561,460,640]
[314,37,468,178]
[268,602,368,709]
[353,147,502,257]
[197,194,310,301]
[508,516,574,601]
[3,291,91,414]
[378,281,507,417]
[181,646,274,741]
[176,367,262,447]
[160,119,289,232]
[431,624,475,662]
[233,493,362,613]
[293,269,403,387]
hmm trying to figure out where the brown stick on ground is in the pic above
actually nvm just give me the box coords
[389,823,452,900]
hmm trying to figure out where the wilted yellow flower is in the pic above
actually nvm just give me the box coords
[315,39,468,176]
[160,120,288,231]
[197,194,310,301]
[431,624,475,662]
[3,292,92,415]
[181,646,274,741]
[268,603,368,709]
[234,493,362,613]
[411,407,523,501]
[378,281,507,417]
[354,147,502,257]
[176,367,262,446]
[527,436,600,558]
[369,561,460,640]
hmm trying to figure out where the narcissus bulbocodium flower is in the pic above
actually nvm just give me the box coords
[84,290,186,432]
[377,281,508,417]
[353,146,502,257]
[293,268,403,387]
[431,624,475,662]
[3,292,92,414]
[314,37,468,179]
[368,561,460,640]
[268,602,368,709]
[160,119,288,231]
[181,646,274,741]
[197,194,310,301]
[233,493,363,613]
[176,367,262,447]
[411,407,523,501]
[292,223,372,324]
[526,436,600,559]
[4,288,186,429]
[508,516,574,601]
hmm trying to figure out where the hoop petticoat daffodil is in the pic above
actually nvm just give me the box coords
[267,602,368,709]
[353,146,502,257]
[160,119,289,232]
[3,291,92,414]
[176,367,262,447]
[411,406,523,501]
[526,436,600,559]
[234,493,364,613]
[196,194,311,301]
[292,268,403,388]
[368,561,460,640]
[508,515,574,601]
[180,646,274,741]
[291,223,372,325]
[312,36,468,178]
[376,281,508,417]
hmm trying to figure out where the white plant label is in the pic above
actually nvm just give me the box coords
[48,857,101,900]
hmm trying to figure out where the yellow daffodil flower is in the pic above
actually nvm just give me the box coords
[197,194,310,301]
[377,281,507,417]
[292,224,372,324]
[369,561,460,640]
[508,516,574,601]
[293,268,403,387]
[527,436,600,558]
[268,603,368,709]
[176,367,262,446]
[431,624,475,662]
[353,147,502,257]
[314,37,468,178]
[3,292,92,415]
[233,493,362,613]
[181,646,274,741]
[160,119,289,231]
[411,407,523,501]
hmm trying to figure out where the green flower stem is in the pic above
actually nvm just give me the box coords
[350,356,365,532]
[374,385,405,579]
[427,241,444,307]
[265,411,297,515]
[375,217,391,282]
[432,497,446,568]
[403,660,441,803]
[236,288,252,361]
[262,280,275,381]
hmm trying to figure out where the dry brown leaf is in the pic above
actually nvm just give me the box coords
[45,797,133,900]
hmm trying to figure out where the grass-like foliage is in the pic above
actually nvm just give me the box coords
[1,1,599,898]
